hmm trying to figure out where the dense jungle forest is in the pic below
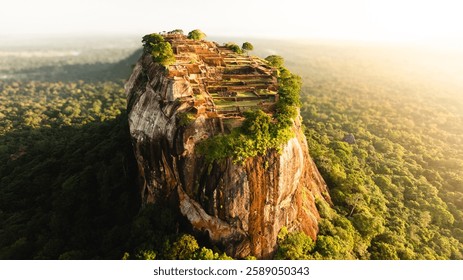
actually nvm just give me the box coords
[0,37,462,259]
[290,42,463,259]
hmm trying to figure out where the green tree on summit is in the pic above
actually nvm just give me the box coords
[187,29,206,40]
[142,33,176,66]
[224,42,242,54]
[150,41,175,66]
[265,55,284,68]
[142,33,164,49]
[242,42,254,55]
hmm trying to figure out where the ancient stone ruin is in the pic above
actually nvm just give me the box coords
[163,34,279,131]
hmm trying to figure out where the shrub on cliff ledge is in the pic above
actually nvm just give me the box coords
[198,108,297,164]
[142,33,176,67]
[275,227,315,260]
[275,68,302,127]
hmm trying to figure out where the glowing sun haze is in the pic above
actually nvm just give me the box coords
[1,0,462,45]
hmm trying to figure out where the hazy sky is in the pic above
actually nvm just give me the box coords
[1,0,462,43]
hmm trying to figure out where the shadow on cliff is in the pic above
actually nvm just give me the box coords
[9,48,143,82]
[0,113,142,259]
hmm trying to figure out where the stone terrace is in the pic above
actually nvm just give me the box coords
[163,34,278,128]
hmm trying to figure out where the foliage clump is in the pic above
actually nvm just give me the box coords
[165,234,232,260]
[224,42,242,54]
[265,55,285,68]
[187,29,206,40]
[142,33,176,67]
[275,227,315,260]
[224,42,254,54]
[242,42,254,53]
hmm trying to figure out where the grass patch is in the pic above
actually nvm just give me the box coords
[236,92,256,97]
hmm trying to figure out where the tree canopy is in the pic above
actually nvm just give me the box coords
[242,42,254,53]
[265,55,285,68]
[187,29,206,40]
[142,33,176,66]
[224,42,242,54]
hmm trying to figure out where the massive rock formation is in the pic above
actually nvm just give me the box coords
[125,34,330,259]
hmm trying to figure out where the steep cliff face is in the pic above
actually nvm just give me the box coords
[125,34,330,259]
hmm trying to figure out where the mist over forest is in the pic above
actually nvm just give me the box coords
[1,35,462,259]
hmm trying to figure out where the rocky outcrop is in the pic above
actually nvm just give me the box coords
[125,35,330,259]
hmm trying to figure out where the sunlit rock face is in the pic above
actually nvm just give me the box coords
[125,36,330,258]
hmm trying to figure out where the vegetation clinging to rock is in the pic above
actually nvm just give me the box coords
[142,33,176,67]
[265,55,285,68]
